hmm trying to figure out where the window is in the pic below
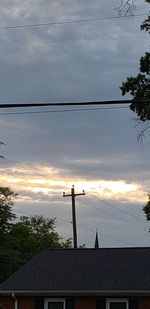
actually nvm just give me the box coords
[107,299,128,309]
[45,299,65,309]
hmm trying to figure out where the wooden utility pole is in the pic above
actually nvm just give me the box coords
[63,185,85,248]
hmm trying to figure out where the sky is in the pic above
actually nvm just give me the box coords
[0,0,150,248]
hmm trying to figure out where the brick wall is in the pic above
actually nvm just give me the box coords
[138,297,150,309]
[18,297,35,309]
[1,295,150,309]
[75,297,95,309]
[1,297,14,309]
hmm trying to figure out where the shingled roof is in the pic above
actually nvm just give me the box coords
[0,248,150,294]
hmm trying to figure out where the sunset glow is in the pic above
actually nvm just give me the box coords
[0,165,147,204]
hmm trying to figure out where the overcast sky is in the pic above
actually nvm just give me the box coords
[0,0,150,247]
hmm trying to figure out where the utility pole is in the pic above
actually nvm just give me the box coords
[63,185,85,248]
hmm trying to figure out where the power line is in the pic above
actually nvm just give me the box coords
[76,197,131,224]
[76,197,146,228]
[0,102,129,110]
[0,13,147,31]
[99,231,137,246]
[0,99,150,109]
[0,99,148,109]
[0,158,38,174]
[0,158,147,227]
[0,99,149,109]
[76,223,137,246]
[0,158,61,184]
[0,159,63,194]
[1,162,145,232]
[0,158,30,172]
[1,159,146,233]
[2,160,51,183]
[0,106,129,117]
[0,157,36,172]
[14,210,137,246]
[90,194,145,222]
[0,160,147,228]
[15,210,68,224]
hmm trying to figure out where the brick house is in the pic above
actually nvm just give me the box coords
[0,248,150,309]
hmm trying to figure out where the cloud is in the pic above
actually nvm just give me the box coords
[0,163,148,204]
[0,0,149,102]
[0,0,149,247]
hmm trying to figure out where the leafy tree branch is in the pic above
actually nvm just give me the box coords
[120,0,150,140]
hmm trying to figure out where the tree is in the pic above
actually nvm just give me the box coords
[0,186,72,282]
[0,187,16,238]
[1,215,72,282]
[0,187,18,282]
[143,194,150,220]
[8,215,66,255]
[120,0,150,140]
[141,0,150,33]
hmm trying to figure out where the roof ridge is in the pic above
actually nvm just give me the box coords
[46,247,150,250]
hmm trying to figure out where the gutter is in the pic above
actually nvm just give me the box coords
[1,290,150,297]
[12,293,18,309]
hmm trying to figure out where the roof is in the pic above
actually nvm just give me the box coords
[0,247,150,294]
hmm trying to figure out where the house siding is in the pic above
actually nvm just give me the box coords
[1,296,150,309]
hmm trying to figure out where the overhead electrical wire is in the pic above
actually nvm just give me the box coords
[0,99,148,109]
[15,210,68,224]
[0,158,143,247]
[77,224,137,246]
[14,209,137,246]
[0,159,148,231]
[76,197,147,229]
[0,158,30,172]
[0,158,59,183]
[0,158,148,240]
[0,158,147,224]
[0,161,146,246]
[1,159,51,183]
[0,13,147,31]
[0,157,147,230]
[90,194,145,222]
[1,160,146,228]
[97,231,137,246]
[0,106,129,117]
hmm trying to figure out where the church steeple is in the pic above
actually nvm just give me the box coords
[94,229,99,248]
